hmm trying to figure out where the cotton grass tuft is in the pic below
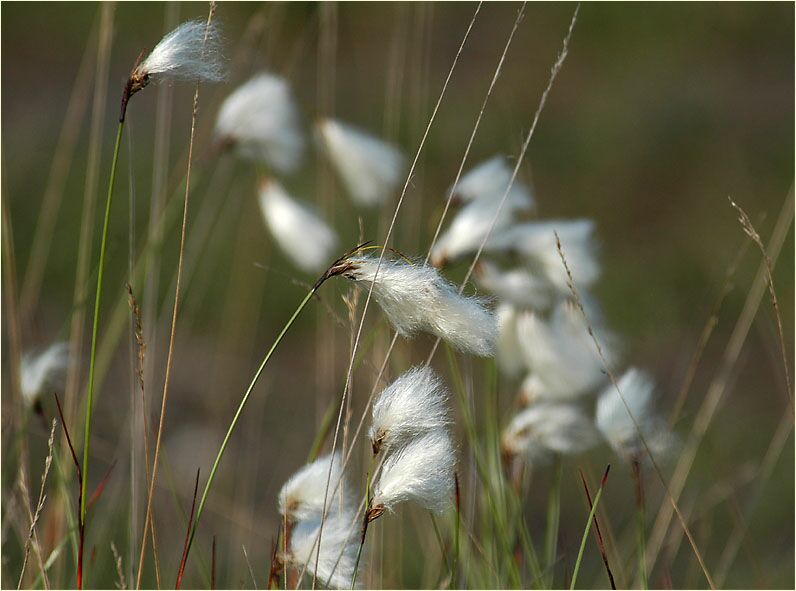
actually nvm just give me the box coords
[215,73,304,173]
[287,514,360,589]
[278,452,351,522]
[340,255,497,357]
[369,366,451,455]
[20,342,70,407]
[316,119,406,207]
[258,179,339,274]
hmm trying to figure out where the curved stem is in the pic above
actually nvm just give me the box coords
[185,286,320,560]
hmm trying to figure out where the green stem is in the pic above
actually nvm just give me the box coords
[81,119,125,522]
[544,454,562,587]
[570,478,607,590]
[351,455,376,589]
[185,286,319,559]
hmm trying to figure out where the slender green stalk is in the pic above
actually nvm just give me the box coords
[544,454,562,587]
[186,286,319,559]
[570,475,608,590]
[81,119,125,522]
[351,455,377,589]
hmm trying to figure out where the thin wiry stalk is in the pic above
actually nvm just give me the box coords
[631,457,648,589]
[17,420,56,590]
[311,6,481,584]
[184,283,322,563]
[425,1,527,260]
[555,233,716,589]
[714,412,792,585]
[242,545,258,590]
[645,186,794,575]
[570,466,610,590]
[729,197,794,411]
[136,6,217,587]
[176,469,201,590]
[578,469,615,589]
[669,235,752,425]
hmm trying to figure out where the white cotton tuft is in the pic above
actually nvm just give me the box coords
[485,219,600,292]
[20,342,70,407]
[278,453,351,522]
[369,366,451,454]
[515,301,619,400]
[430,184,534,267]
[451,155,536,208]
[215,73,304,173]
[288,514,360,589]
[341,255,497,357]
[495,303,525,379]
[136,20,225,84]
[474,260,553,310]
[371,430,456,514]
[501,402,600,462]
[595,368,674,460]
[258,179,339,273]
[316,119,406,207]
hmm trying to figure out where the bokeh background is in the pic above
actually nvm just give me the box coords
[2,2,793,589]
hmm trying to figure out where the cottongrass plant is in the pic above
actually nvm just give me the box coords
[339,254,497,356]
[277,453,359,588]
[20,342,70,407]
[316,119,406,207]
[215,73,304,173]
[258,179,339,274]
[501,402,600,463]
[595,368,674,462]
[368,429,456,519]
[369,366,452,455]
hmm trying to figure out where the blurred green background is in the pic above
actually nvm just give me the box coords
[2,2,793,588]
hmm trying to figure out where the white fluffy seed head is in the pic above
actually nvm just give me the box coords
[485,219,600,292]
[136,20,225,84]
[501,402,600,462]
[288,513,360,589]
[495,303,525,378]
[369,366,451,454]
[595,368,674,460]
[20,342,70,406]
[372,430,456,514]
[316,119,406,207]
[515,301,619,400]
[215,73,304,173]
[451,155,514,203]
[278,453,350,522]
[474,260,553,311]
[258,179,338,273]
[341,255,497,357]
[430,185,534,268]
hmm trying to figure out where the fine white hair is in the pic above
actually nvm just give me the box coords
[258,179,339,274]
[515,301,619,400]
[430,184,534,267]
[485,219,600,292]
[137,19,225,84]
[595,368,674,460]
[474,260,553,311]
[450,155,515,203]
[215,73,304,173]
[288,513,360,589]
[278,452,351,522]
[20,342,70,406]
[502,402,600,462]
[316,119,406,207]
[372,429,456,514]
[369,366,451,454]
[342,255,497,357]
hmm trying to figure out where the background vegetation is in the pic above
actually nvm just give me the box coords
[2,2,793,589]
